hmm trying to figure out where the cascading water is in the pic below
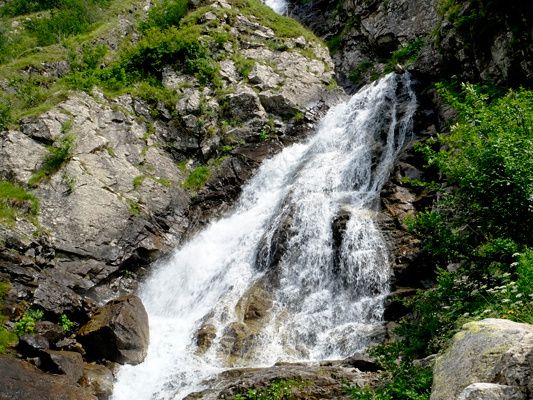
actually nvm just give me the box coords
[263,0,287,14]
[112,72,417,400]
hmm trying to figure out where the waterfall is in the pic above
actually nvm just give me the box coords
[264,0,288,14]
[112,73,417,400]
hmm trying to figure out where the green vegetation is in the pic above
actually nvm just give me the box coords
[400,85,533,356]
[349,59,374,85]
[348,84,532,399]
[14,308,44,337]
[182,165,210,190]
[233,378,305,400]
[0,180,39,225]
[0,282,17,353]
[59,313,75,333]
[384,39,424,73]
[140,0,189,32]
[133,175,146,189]
[345,344,432,400]
[29,132,76,186]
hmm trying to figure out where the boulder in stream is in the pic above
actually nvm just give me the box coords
[77,294,149,365]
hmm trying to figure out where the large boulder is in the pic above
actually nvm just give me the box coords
[0,355,96,400]
[77,294,149,365]
[431,318,533,400]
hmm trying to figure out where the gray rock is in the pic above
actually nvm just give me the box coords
[431,319,533,400]
[226,85,266,121]
[35,321,66,344]
[458,383,525,400]
[0,355,96,400]
[78,295,149,365]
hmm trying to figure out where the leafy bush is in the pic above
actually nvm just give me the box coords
[400,84,533,358]
[59,313,75,333]
[141,0,189,31]
[344,344,432,400]
[15,309,44,337]
[384,39,424,72]
[29,132,76,186]
[23,0,111,46]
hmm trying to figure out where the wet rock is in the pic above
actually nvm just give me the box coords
[431,318,533,400]
[55,338,86,354]
[0,355,96,400]
[78,295,149,365]
[36,321,66,345]
[80,363,115,400]
[196,323,217,354]
[40,350,84,384]
[16,334,49,358]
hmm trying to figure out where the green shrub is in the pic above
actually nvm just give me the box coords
[59,313,75,333]
[15,309,44,337]
[384,39,424,72]
[23,0,111,46]
[182,165,210,190]
[344,344,432,400]
[141,0,189,31]
[29,132,76,186]
[400,85,533,359]
[0,96,11,131]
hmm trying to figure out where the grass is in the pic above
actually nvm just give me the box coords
[29,132,76,186]
[384,39,424,73]
[0,282,17,353]
[233,378,306,400]
[182,165,210,190]
[0,180,40,225]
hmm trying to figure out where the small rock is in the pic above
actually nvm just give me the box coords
[341,353,381,372]
[35,321,66,345]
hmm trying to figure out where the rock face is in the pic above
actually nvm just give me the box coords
[186,360,382,400]
[0,355,96,400]
[431,318,533,400]
[289,0,533,90]
[77,295,149,365]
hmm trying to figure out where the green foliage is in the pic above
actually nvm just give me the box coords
[133,175,146,189]
[0,96,12,131]
[345,344,432,400]
[384,39,424,73]
[233,378,304,400]
[233,54,255,79]
[401,85,533,358]
[29,131,75,186]
[141,0,189,31]
[0,180,39,225]
[326,34,342,54]
[349,60,374,84]
[0,281,17,353]
[182,165,210,190]
[22,0,112,46]
[15,309,44,337]
[59,313,75,333]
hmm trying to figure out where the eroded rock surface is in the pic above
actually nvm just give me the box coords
[77,295,149,365]
[431,318,533,400]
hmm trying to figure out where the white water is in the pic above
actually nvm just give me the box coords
[112,73,416,400]
[264,0,287,14]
